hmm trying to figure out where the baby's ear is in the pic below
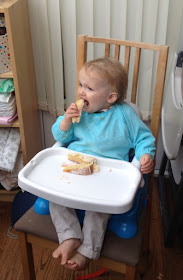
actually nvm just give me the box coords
[107,92,118,104]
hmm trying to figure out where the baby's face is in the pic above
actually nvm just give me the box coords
[78,67,112,113]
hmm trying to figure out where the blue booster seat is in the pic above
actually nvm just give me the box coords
[34,180,148,239]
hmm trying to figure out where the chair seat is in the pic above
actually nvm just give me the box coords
[14,206,145,266]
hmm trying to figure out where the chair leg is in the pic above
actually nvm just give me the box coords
[18,231,36,280]
[125,265,136,280]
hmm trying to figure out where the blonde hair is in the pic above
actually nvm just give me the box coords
[83,57,128,104]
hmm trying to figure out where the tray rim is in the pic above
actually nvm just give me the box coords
[18,147,142,214]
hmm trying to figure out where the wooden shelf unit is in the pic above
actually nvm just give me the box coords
[0,70,13,79]
[0,118,19,127]
[0,0,42,201]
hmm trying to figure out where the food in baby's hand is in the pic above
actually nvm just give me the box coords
[72,99,84,123]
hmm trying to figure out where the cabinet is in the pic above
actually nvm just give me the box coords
[0,0,42,201]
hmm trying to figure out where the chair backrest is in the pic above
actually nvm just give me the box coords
[75,35,168,152]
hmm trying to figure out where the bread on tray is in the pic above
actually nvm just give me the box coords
[63,162,93,175]
[63,152,100,175]
[72,99,84,123]
[67,153,96,165]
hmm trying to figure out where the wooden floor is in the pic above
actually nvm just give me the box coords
[0,179,183,280]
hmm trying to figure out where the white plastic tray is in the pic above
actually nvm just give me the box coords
[18,147,142,214]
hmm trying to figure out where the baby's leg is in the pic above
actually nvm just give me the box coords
[65,211,111,270]
[49,202,83,265]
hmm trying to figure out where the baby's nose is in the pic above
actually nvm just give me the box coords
[79,88,86,97]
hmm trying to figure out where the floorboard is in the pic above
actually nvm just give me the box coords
[0,179,183,280]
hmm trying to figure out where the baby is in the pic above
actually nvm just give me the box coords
[50,57,155,270]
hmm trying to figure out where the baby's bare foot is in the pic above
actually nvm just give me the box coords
[64,252,89,271]
[52,238,81,265]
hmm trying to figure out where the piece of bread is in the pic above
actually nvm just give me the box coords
[65,152,100,175]
[67,153,97,165]
[72,99,84,123]
[63,162,93,175]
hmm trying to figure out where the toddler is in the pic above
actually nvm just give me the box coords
[50,57,155,271]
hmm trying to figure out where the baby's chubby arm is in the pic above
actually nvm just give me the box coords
[140,154,154,174]
[60,103,80,131]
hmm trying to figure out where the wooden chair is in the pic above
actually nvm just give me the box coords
[13,35,168,280]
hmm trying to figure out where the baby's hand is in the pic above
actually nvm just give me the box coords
[140,154,154,174]
[60,103,80,131]
[65,103,80,121]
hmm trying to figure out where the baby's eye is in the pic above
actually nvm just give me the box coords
[79,82,82,87]
[88,87,93,91]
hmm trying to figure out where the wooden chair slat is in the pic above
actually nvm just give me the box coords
[75,35,87,100]
[150,47,168,143]
[85,36,164,51]
[131,48,141,104]
[105,43,110,57]
[114,44,120,60]
[124,46,131,73]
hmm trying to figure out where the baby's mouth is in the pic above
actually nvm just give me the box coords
[84,100,89,108]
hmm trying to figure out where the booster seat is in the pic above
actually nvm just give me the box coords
[33,185,147,239]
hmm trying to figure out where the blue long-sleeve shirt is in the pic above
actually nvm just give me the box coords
[52,102,155,162]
